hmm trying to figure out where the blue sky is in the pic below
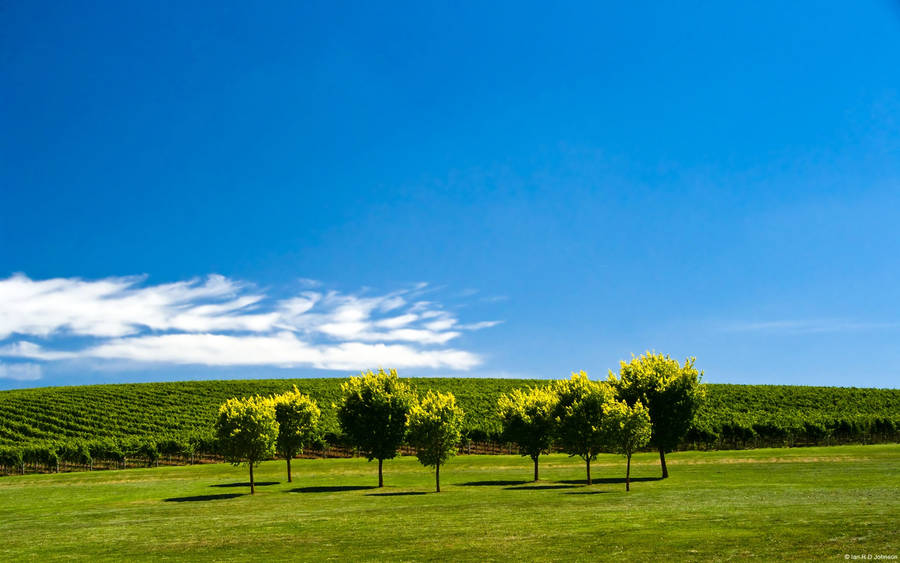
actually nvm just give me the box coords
[2,1,899,389]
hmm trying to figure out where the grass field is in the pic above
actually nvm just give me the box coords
[1,444,897,561]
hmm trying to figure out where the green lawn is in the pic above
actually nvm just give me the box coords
[1,445,897,561]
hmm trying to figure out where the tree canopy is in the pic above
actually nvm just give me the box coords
[552,371,615,485]
[497,385,558,481]
[608,352,705,478]
[336,368,416,487]
[215,395,278,494]
[406,390,465,492]
[273,387,321,483]
[602,399,652,490]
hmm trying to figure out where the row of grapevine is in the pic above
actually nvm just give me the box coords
[0,434,221,475]
[0,379,897,466]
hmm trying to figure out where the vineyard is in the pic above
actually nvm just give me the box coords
[0,378,898,474]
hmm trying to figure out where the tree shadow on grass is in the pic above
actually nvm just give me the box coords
[505,484,580,491]
[563,491,610,495]
[556,477,663,485]
[456,480,528,487]
[211,481,279,488]
[288,485,377,493]
[164,493,244,502]
[366,491,428,497]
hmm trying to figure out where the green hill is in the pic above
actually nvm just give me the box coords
[0,378,897,458]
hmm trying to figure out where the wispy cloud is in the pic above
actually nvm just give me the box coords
[721,319,899,334]
[0,273,274,339]
[0,274,501,372]
[0,362,43,381]
[296,278,322,288]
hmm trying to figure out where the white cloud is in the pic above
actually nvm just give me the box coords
[296,278,322,288]
[375,314,419,329]
[721,319,899,334]
[424,317,457,331]
[7,333,480,371]
[0,362,43,381]
[0,274,501,372]
[458,320,504,330]
[0,273,273,339]
[0,341,76,360]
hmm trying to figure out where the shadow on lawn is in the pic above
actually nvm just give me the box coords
[164,493,244,502]
[456,480,528,487]
[366,491,428,497]
[556,477,663,485]
[288,485,376,493]
[211,481,279,488]
[563,491,610,495]
[505,484,580,490]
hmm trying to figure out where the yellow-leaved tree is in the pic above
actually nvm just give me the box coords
[601,399,652,491]
[608,352,704,478]
[497,386,558,481]
[406,390,465,493]
[272,386,321,483]
[215,396,278,494]
[337,368,416,487]
[552,371,615,485]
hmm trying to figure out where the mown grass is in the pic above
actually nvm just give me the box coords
[1,444,897,561]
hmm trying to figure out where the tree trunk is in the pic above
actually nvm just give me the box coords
[533,455,539,482]
[586,458,591,485]
[378,458,384,488]
[626,453,631,492]
[287,457,292,483]
[659,447,669,479]
[249,463,255,495]
[435,462,440,493]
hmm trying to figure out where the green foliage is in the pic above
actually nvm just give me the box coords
[336,369,415,462]
[215,396,278,467]
[497,385,558,465]
[609,352,705,453]
[602,400,652,456]
[0,377,896,468]
[272,387,321,460]
[90,439,124,464]
[552,371,615,464]
[137,441,159,467]
[406,390,465,469]
[57,442,91,466]
[0,447,23,471]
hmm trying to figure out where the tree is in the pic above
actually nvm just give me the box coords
[406,390,465,492]
[337,368,415,487]
[157,437,185,464]
[0,447,23,475]
[215,396,278,494]
[132,440,160,468]
[497,386,558,481]
[552,371,615,485]
[272,386,321,483]
[59,442,91,471]
[602,400,652,491]
[608,352,705,478]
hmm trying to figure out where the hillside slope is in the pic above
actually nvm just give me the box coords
[1,378,897,452]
